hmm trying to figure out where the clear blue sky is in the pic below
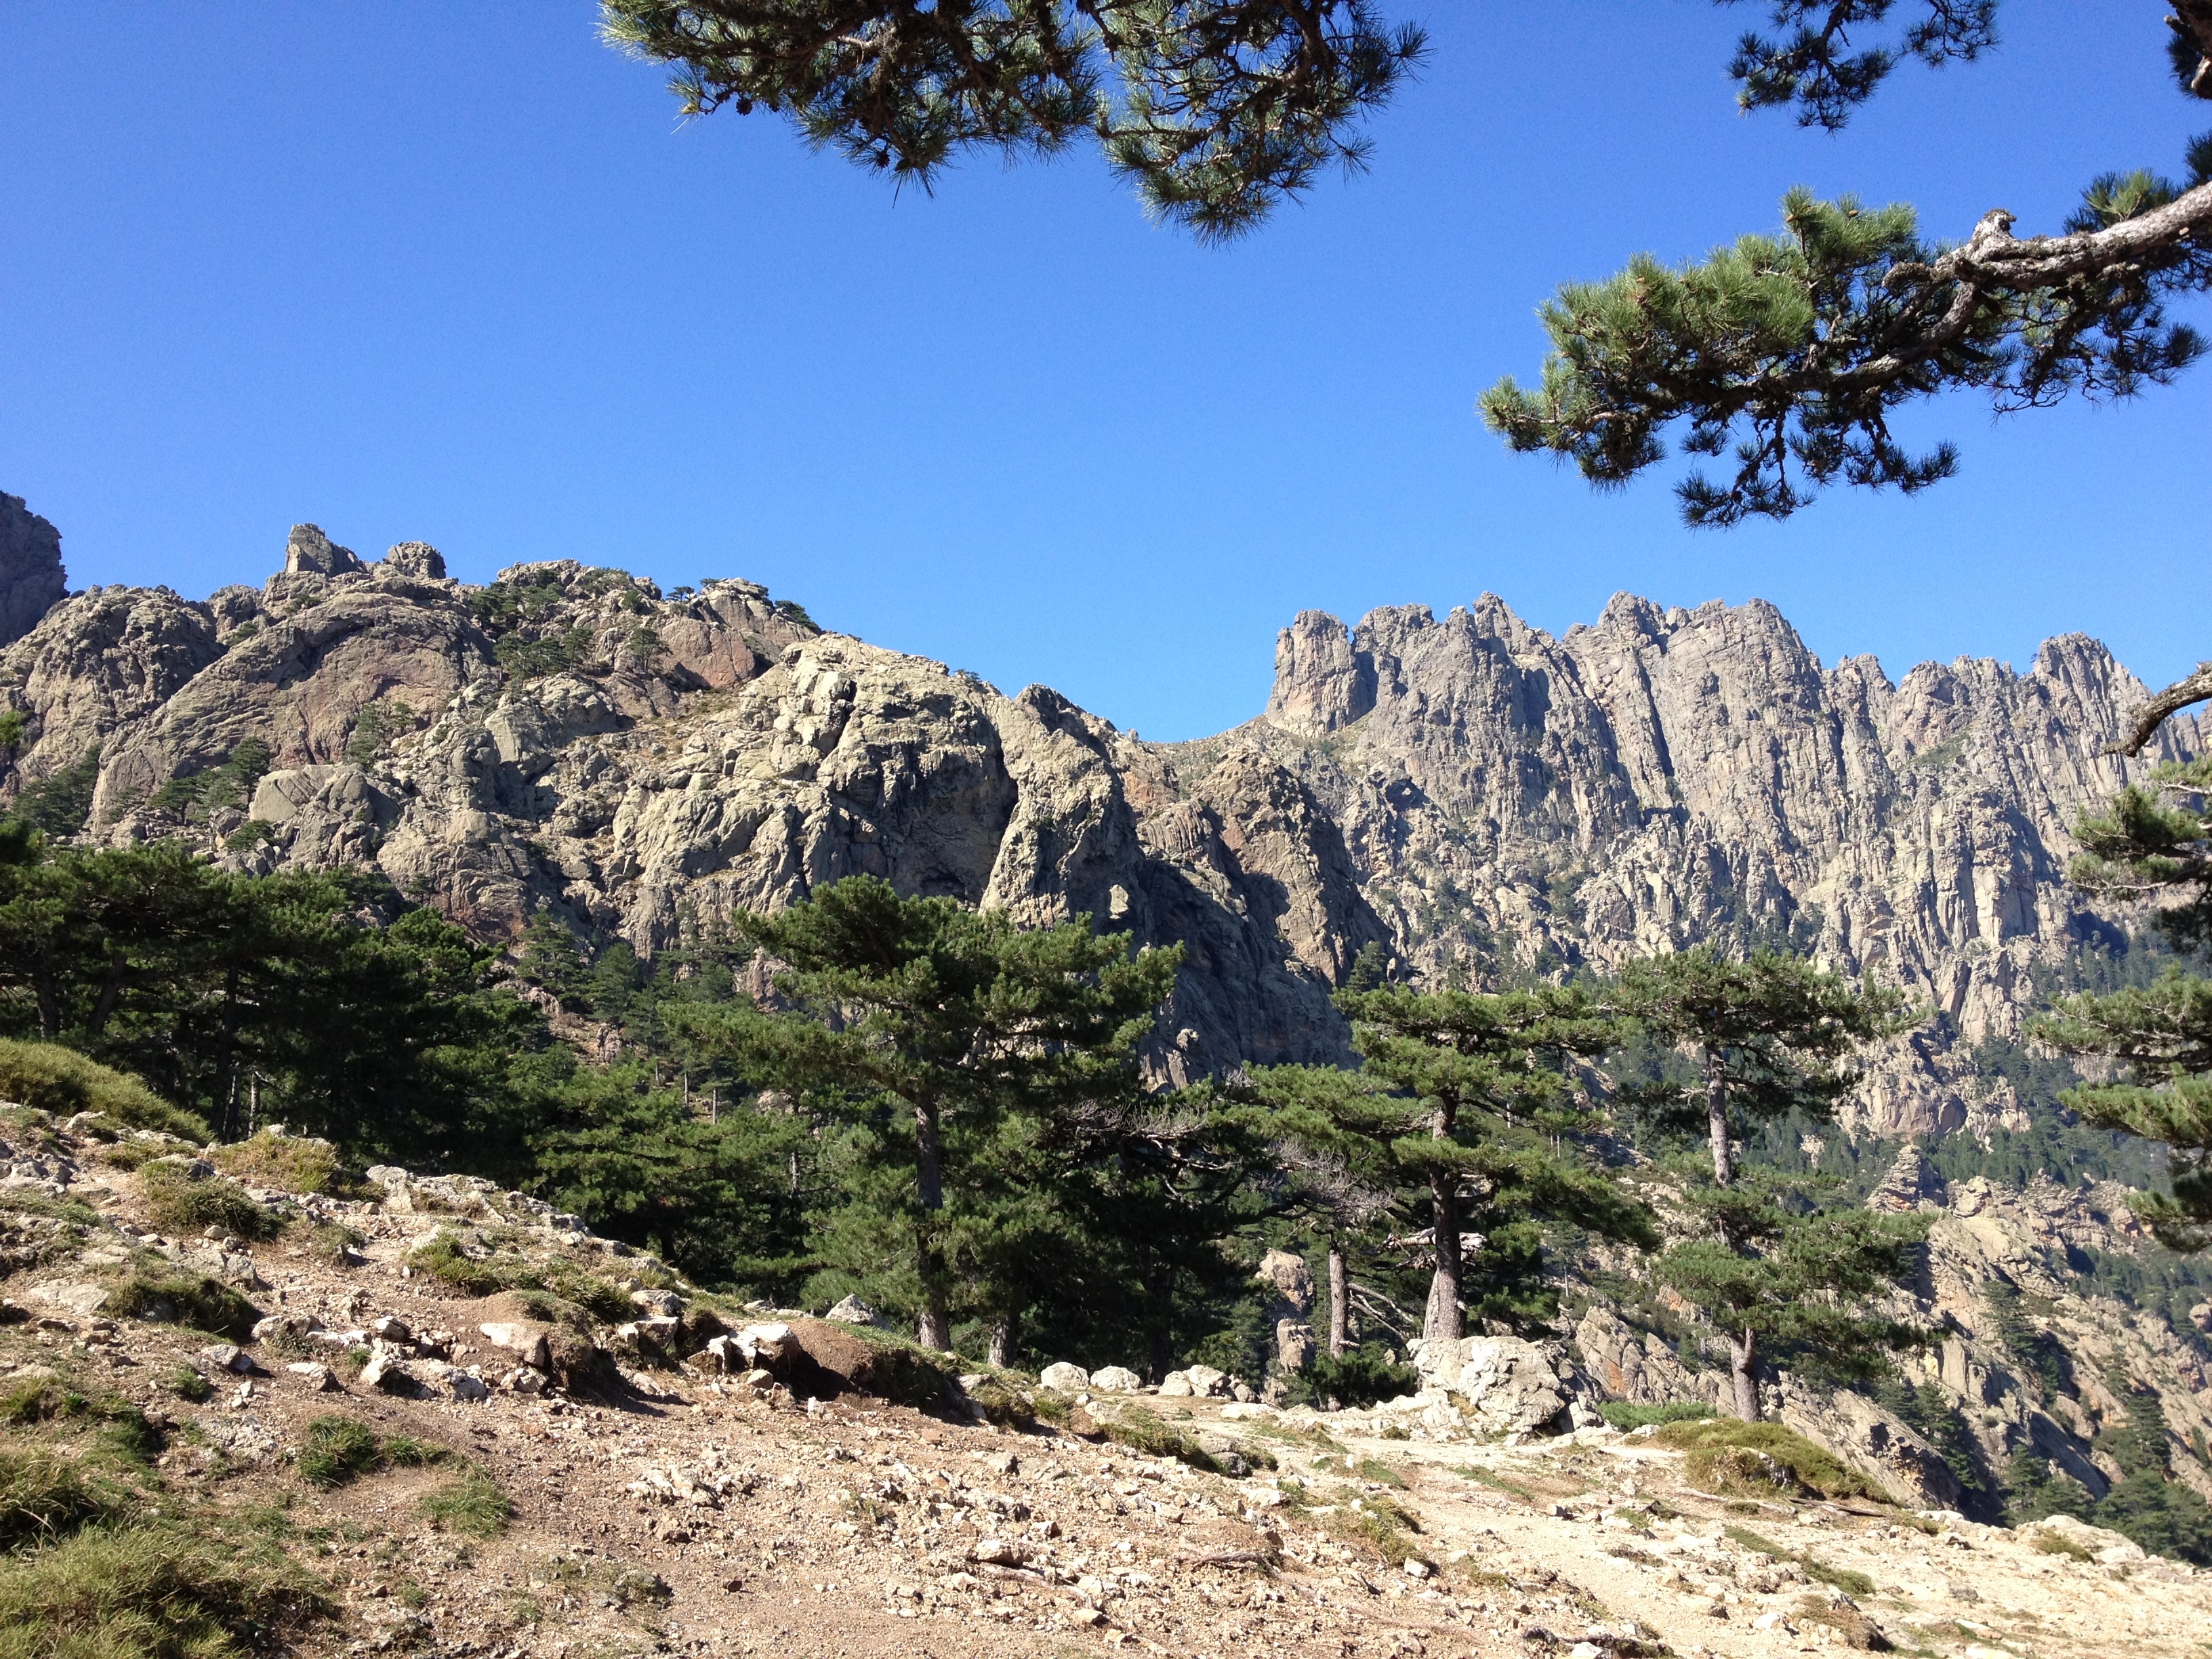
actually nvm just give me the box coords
[2,3,2204,740]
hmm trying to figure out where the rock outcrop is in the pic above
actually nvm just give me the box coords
[0,512,2199,1106]
[0,491,66,649]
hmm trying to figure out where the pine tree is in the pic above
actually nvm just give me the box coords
[2034,702,2212,1250]
[1613,946,1925,1418]
[1257,984,1654,1347]
[676,874,1181,1351]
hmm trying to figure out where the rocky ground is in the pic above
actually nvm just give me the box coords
[4,1114,2207,1659]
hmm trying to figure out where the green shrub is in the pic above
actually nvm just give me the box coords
[1598,1400,1718,1430]
[0,1522,328,1659]
[0,1041,208,1141]
[162,1367,212,1404]
[422,1469,510,1538]
[140,1162,281,1242]
[1283,1346,1420,1411]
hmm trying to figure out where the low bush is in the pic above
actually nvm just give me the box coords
[1598,1400,1718,1430]
[0,1521,329,1659]
[1658,1418,1889,1504]
[140,1162,281,1242]
[0,1040,209,1141]
[1282,1346,1420,1411]
[208,1131,354,1197]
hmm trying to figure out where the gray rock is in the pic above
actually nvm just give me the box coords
[1409,1334,1570,1434]
[1275,1319,1315,1374]
[1088,1366,1143,1393]
[0,491,66,648]
[1039,1362,1089,1392]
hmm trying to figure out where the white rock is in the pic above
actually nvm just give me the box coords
[1089,1366,1143,1393]
[478,1321,551,1370]
[1158,1370,1194,1397]
[38,1283,111,1317]
[1039,1362,1090,1392]
[285,1361,341,1391]
[1184,1364,1228,1397]
[507,1366,548,1396]
[824,1294,884,1326]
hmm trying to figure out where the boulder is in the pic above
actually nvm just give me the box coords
[824,1294,886,1327]
[285,1361,341,1391]
[460,1290,617,1395]
[478,1319,552,1372]
[38,1283,111,1318]
[1255,1248,1315,1315]
[1158,1371,1195,1397]
[1039,1362,1090,1393]
[1409,1335,1570,1435]
[1275,1319,1315,1374]
[1089,1366,1143,1393]
[630,1288,685,1319]
[1184,1364,1229,1398]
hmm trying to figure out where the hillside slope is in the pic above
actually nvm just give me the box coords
[5,1110,2207,1659]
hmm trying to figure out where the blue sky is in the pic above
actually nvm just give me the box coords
[2,3,2205,740]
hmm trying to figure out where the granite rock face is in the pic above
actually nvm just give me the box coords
[0,514,2197,1105]
[1221,593,2200,1132]
[0,492,66,649]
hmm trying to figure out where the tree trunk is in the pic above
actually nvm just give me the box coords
[1423,1094,1465,1344]
[86,940,129,1038]
[1729,1326,1761,1420]
[33,947,58,1040]
[1704,1048,1733,1187]
[913,1101,951,1350]
[1144,1259,1176,1382]
[987,1316,1013,1370]
[1423,1164,1465,1343]
[213,968,241,1143]
[1328,1245,1349,1357]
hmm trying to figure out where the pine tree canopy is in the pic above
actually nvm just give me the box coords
[597,1,1429,241]
[672,874,1183,1346]
[600,4,2212,522]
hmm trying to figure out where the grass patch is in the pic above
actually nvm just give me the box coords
[140,1161,281,1242]
[0,1450,109,1551]
[303,1221,366,1265]
[1321,1486,1422,1561]
[208,1131,355,1197]
[1,1380,158,1463]
[1090,1401,1222,1470]
[1355,1458,1406,1488]
[295,1415,446,1489]
[162,1366,213,1404]
[1657,1418,1889,1503]
[0,1521,328,1659]
[1597,1400,1717,1430]
[2030,1527,2095,1562]
[404,1230,631,1322]
[109,1270,259,1339]
[0,1040,209,1141]
[965,1374,1038,1430]
[1451,1465,1535,1500]
[422,1469,511,1538]
[1724,1524,1877,1598]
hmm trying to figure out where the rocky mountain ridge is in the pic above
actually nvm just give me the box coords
[0,501,2200,1125]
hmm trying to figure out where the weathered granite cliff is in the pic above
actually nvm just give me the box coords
[0,508,2199,1111]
